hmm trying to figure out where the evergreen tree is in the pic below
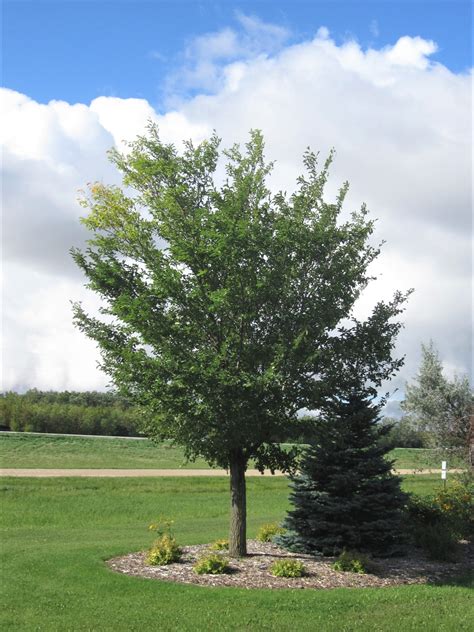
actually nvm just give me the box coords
[279,390,407,556]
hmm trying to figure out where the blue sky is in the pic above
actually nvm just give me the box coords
[3,0,472,107]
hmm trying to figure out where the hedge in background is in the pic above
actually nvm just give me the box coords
[0,390,141,436]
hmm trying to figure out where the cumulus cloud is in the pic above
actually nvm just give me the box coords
[2,264,109,392]
[1,23,471,409]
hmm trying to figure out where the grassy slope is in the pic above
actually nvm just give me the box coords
[1,475,472,632]
[0,433,463,470]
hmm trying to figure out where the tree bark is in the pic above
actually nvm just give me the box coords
[229,449,247,557]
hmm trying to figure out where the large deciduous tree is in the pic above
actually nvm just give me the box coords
[72,127,409,556]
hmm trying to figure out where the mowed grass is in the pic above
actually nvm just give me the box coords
[388,448,464,470]
[0,433,211,469]
[0,433,463,470]
[1,474,472,632]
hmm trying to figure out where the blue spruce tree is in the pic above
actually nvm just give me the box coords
[279,390,407,556]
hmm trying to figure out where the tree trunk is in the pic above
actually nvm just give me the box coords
[229,449,247,557]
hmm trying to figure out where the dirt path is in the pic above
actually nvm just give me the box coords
[0,468,465,477]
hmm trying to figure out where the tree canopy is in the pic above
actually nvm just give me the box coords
[402,341,472,459]
[72,127,409,555]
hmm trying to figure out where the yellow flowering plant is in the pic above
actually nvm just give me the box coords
[146,516,182,566]
[432,480,473,538]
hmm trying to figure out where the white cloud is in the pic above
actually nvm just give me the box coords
[1,26,471,407]
[386,36,438,69]
[89,96,158,150]
[2,264,109,392]
[234,12,290,50]
[190,28,240,61]
[165,12,291,96]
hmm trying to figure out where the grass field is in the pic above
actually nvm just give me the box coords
[1,474,472,632]
[0,433,463,470]
[0,433,211,469]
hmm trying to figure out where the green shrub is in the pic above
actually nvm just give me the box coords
[332,550,371,574]
[209,539,229,551]
[270,559,306,578]
[406,482,472,561]
[406,494,444,528]
[146,534,182,566]
[413,523,458,562]
[432,480,474,538]
[193,553,229,575]
[256,523,286,542]
[0,390,140,435]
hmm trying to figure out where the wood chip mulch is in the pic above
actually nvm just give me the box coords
[106,539,473,590]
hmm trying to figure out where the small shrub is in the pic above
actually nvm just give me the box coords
[146,534,182,566]
[413,523,458,561]
[332,550,370,574]
[209,539,229,551]
[148,517,175,537]
[270,559,306,577]
[432,480,474,538]
[406,483,472,561]
[193,553,229,575]
[256,523,286,542]
[406,495,444,528]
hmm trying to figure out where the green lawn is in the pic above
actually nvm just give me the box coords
[0,433,211,469]
[0,433,463,471]
[1,474,472,631]
[388,448,464,470]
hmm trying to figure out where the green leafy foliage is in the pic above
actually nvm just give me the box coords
[432,479,474,538]
[408,479,474,537]
[332,550,371,574]
[146,516,182,565]
[193,553,229,575]
[0,389,139,436]
[378,417,427,449]
[406,478,473,561]
[146,534,182,566]
[209,539,229,551]
[406,494,444,529]
[256,523,286,542]
[270,559,306,577]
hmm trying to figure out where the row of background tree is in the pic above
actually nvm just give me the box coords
[0,390,425,445]
[0,390,140,436]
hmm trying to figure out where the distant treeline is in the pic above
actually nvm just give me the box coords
[0,389,427,446]
[0,390,141,436]
[378,417,427,449]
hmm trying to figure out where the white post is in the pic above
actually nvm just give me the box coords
[441,460,447,488]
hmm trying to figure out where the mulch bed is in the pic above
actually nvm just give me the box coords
[107,539,473,590]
